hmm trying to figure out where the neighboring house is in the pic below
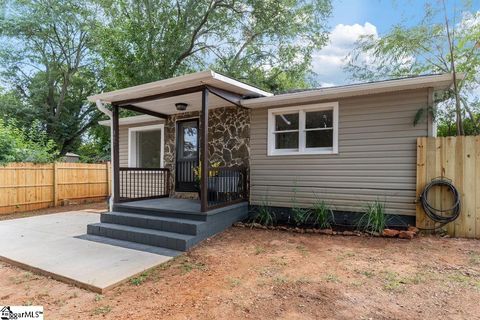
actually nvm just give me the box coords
[61,152,80,163]
[87,70,456,251]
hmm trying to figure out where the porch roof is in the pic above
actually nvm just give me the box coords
[88,70,272,115]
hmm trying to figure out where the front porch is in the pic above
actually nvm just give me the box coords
[86,71,269,251]
[90,71,270,212]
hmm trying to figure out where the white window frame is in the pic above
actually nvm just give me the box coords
[267,102,339,156]
[128,124,165,168]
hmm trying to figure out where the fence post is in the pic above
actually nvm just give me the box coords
[53,162,58,207]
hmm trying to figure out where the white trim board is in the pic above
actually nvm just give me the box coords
[128,124,165,168]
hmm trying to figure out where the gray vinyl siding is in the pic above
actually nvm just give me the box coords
[118,120,164,167]
[249,89,429,216]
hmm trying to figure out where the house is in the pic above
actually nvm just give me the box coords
[61,152,80,163]
[87,70,456,251]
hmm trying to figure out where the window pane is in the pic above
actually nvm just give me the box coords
[137,130,161,167]
[182,124,198,159]
[275,132,298,149]
[275,113,299,131]
[306,110,333,129]
[306,129,333,148]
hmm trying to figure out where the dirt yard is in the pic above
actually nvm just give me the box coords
[1,224,480,319]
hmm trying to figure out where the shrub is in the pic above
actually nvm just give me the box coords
[311,199,334,229]
[357,200,387,233]
[0,119,58,164]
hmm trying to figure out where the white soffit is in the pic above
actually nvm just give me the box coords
[98,114,164,126]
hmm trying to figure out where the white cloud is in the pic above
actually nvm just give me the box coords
[312,22,379,86]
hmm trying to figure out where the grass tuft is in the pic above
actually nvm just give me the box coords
[92,305,112,316]
[130,272,149,286]
[311,198,334,229]
[250,194,276,226]
[357,200,387,233]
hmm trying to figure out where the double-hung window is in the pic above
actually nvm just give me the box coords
[268,103,338,155]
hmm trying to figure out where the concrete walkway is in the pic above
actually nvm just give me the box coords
[0,211,180,293]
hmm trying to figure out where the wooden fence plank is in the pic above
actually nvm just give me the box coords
[416,137,427,229]
[0,162,111,215]
[463,137,476,238]
[444,137,456,236]
[417,136,479,238]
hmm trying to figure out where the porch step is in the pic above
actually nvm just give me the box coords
[87,223,199,251]
[100,212,205,236]
[113,203,207,221]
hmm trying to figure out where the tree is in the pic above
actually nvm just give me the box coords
[345,2,480,136]
[0,0,103,155]
[95,0,332,93]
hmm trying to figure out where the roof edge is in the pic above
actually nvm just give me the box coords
[241,73,462,108]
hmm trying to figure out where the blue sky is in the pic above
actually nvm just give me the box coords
[314,0,480,86]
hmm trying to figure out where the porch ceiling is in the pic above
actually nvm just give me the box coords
[129,91,234,115]
[87,70,272,115]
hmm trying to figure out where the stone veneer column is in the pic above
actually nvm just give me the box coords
[163,106,250,198]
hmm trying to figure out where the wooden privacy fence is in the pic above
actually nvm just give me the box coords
[0,162,111,215]
[417,136,480,238]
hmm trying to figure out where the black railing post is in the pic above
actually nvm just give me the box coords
[200,87,209,212]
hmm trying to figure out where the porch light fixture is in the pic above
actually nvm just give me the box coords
[175,102,188,111]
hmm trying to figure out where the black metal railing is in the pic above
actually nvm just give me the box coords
[176,159,198,192]
[119,167,170,202]
[206,166,248,209]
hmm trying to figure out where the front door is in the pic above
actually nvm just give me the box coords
[175,119,199,192]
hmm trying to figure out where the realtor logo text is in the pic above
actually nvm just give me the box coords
[0,306,43,320]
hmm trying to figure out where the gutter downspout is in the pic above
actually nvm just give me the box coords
[95,100,114,212]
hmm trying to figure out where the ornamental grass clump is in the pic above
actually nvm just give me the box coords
[357,200,387,233]
[311,198,334,229]
[250,195,276,226]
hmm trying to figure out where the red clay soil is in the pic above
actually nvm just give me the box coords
[1,226,480,319]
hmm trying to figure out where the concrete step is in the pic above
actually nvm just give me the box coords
[100,212,205,236]
[113,203,207,221]
[77,234,182,257]
[87,223,199,251]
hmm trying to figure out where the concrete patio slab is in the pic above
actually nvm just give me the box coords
[0,211,180,293]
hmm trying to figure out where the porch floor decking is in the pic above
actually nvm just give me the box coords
[117,197,249,216]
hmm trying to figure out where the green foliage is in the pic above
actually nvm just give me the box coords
[77,125,111,163]
[0,0,103,155]
[251,194,276,226]
[291,184,309,226]
[0,119,58,164]
[357,200,387,233]
[292,206,310,226]
[0,0,333,157]
[95,0,332,93]
[345,3,480,136]
[311,198,334,229]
